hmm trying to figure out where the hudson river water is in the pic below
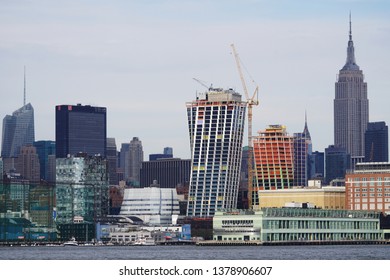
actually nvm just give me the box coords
[0,244,389,260]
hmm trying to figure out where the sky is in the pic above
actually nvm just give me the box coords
[0,0,389,159]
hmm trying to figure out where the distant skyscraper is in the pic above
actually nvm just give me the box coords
[140,158,191,188]
[334,15,368,165]
[164,147,173,156]
[1,103,35,158]
[325,145,351,185]
[33,140,56,181]
[15,145,40,181]
[293,116,312,187]
[128,137,143,186]
[149,147,174,161]
[55,104,107,158]
[253,125,294,202]
[309,151,325,180]
[186,88,246,217]
[106,137,118,185]
[119,143,130,176]
[364,122,388,162]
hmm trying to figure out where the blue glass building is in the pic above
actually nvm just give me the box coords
[1,103,35,158]
[364,122,388,162]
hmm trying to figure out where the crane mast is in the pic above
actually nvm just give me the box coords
[230,44,259,209]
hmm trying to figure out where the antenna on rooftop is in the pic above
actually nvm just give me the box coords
[23,66,26,106]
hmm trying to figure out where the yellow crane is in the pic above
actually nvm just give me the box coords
[230,43,259,209]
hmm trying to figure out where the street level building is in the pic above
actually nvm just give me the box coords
[186,87,246,217]
[120,180,180,225]
[213,208,383,242]
[258,186,345,210]
[346,162,390,214]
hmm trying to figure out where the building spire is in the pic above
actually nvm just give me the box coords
[23,66,26,106]
[342,12,359,71]
[303,110,311,140]
[349,11,352,41]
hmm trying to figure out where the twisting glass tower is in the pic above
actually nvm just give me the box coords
[186,88,246,217]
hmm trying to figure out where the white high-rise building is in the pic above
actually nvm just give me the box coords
[186,87,246,217]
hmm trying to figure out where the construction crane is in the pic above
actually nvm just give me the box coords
[230,43,259,209]
[192,78,212,90]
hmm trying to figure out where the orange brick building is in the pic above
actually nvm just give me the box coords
[252,125,294,205]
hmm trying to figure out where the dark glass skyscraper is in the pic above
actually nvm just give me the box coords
[325,145,350,185]
[1,103,35,158]
[33,140,56,181]
[364,122,388,162]
[334,16,368,164]
[55,104,107,158]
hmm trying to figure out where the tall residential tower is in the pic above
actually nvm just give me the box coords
[186,87,246,216]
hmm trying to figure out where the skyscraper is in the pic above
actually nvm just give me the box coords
[186,87,246,217]
[33,140,56,181]
[293,116,312,187]
[1,103,35,158]
[325,145,350,185]
[15,145,40,182]
[106,137,118,185]
[140,158,191,188]
[334,15,368,165]
[127,137,143,186]
[55,104,107,158]
[253,125,294,199]
[364,122,388,162]
[55,153,109,224]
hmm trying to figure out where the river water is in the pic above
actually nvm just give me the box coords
[0,244,389,260]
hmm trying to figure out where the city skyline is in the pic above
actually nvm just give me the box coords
[0,1,389,159]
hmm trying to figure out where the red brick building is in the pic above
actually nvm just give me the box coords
[346,162,390,214]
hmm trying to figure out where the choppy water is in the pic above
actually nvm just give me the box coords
[0,244,389,260]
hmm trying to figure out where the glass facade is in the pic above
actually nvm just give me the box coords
[364,122,388,162]
[55,104,107,158]
[186,88,246,217]
[325,145,351,184]
[34,140,56,181]
[0,180,56,242]
[1,103,35,158]
[55,155,109,224]
[140,158,191,188]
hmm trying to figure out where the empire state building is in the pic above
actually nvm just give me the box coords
[334,16,368,164]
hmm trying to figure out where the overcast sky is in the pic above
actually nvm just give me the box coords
[1,0,389,159]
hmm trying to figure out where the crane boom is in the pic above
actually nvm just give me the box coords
[230,44,259,209]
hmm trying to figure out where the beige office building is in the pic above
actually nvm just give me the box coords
[257,186,345,210]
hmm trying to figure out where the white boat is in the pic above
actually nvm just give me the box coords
[63,237,79,246]
[132,237,156,246]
